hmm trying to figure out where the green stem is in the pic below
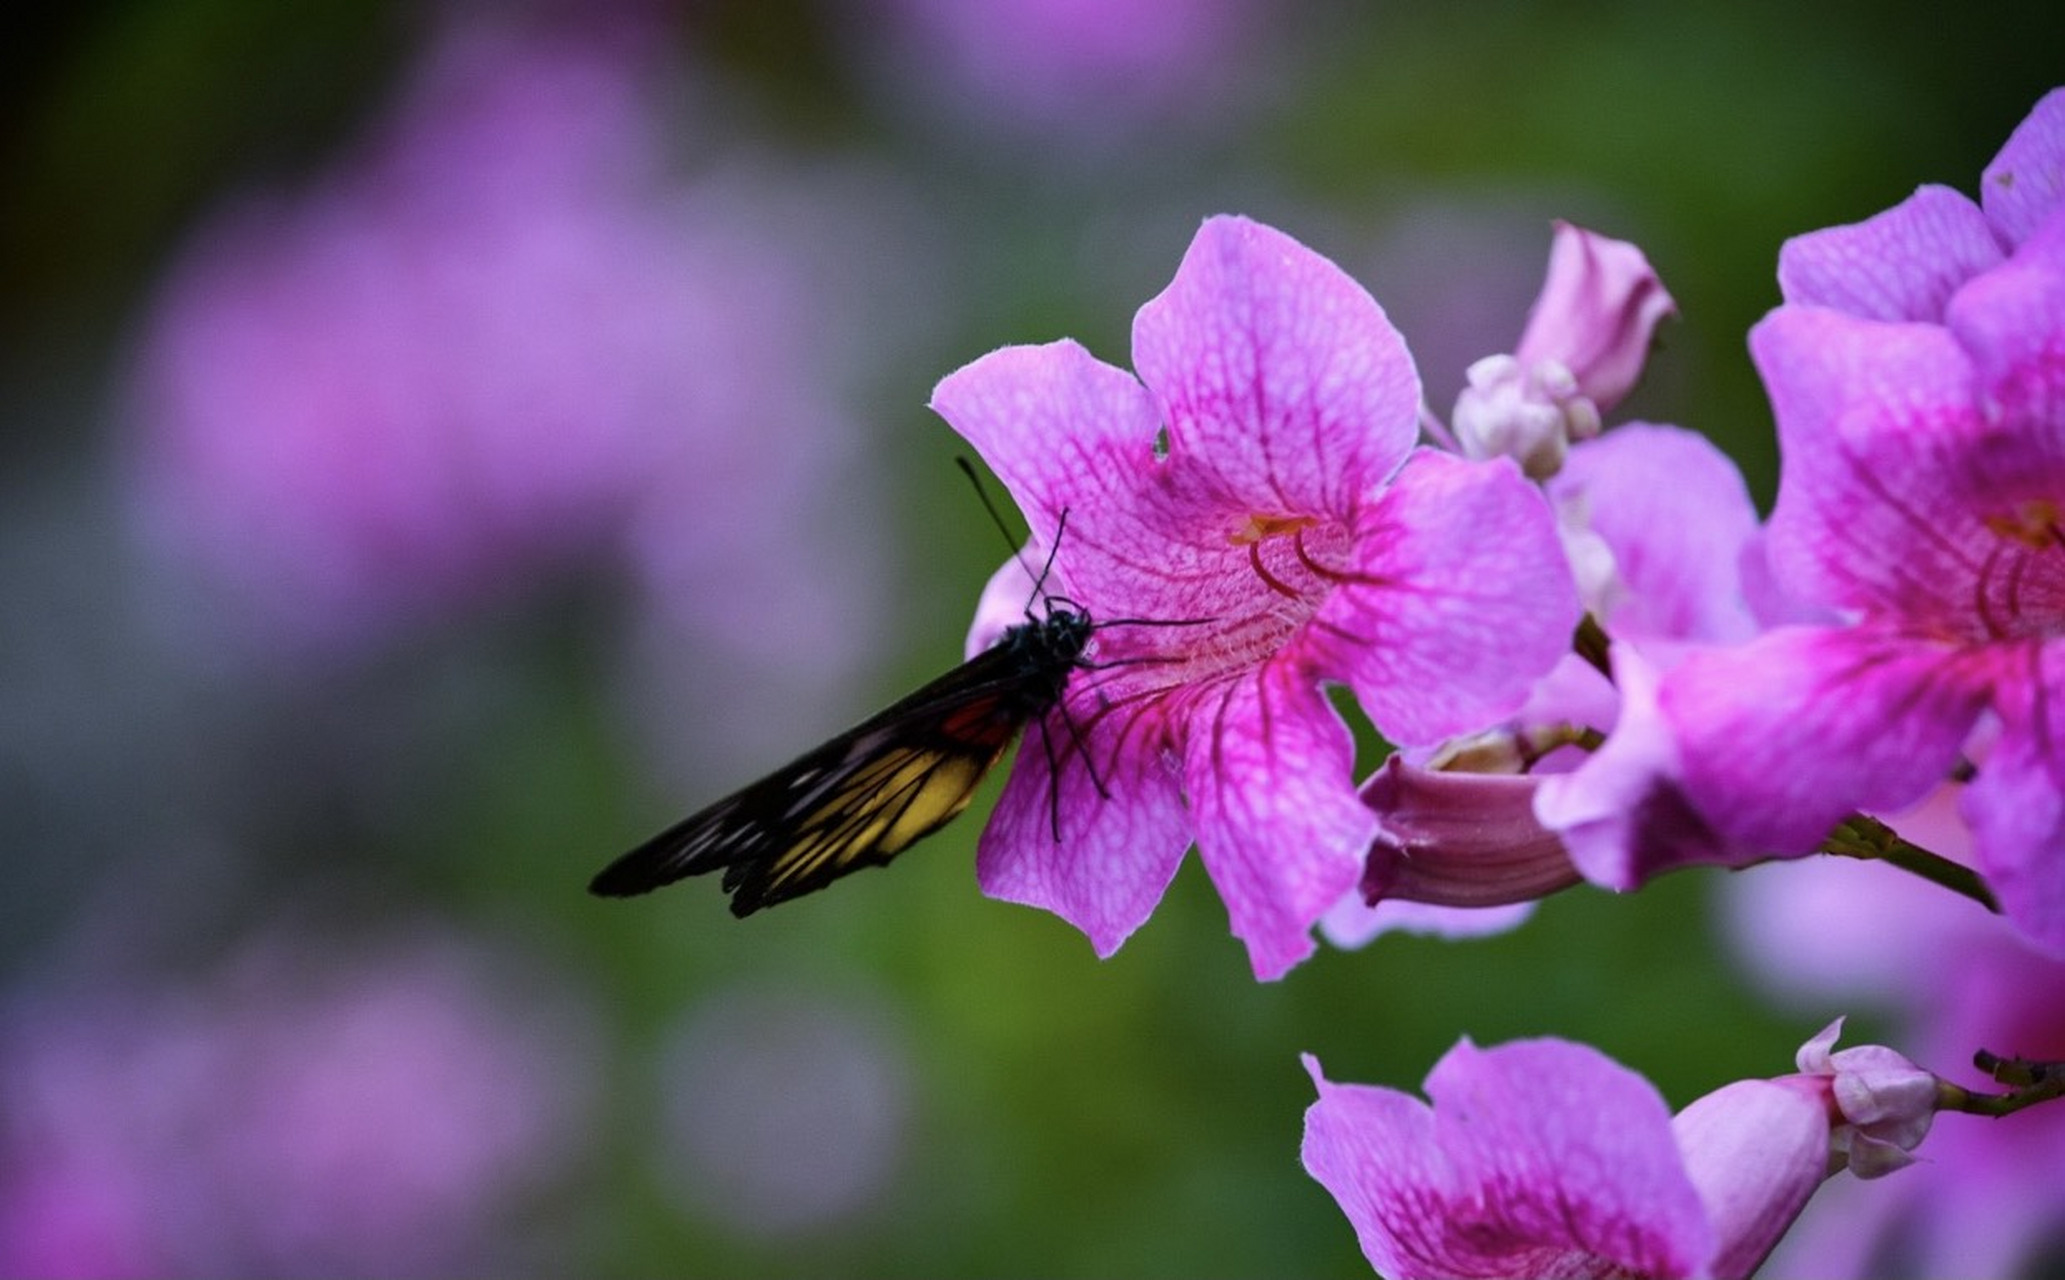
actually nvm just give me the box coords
[1937,1051,2065,1118]
[1818,814,1999,913]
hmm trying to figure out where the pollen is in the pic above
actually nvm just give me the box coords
[1228,512,1317,546]
[1982,499,2064,548]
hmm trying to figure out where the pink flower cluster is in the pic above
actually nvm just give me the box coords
[0,927,594,1277]
[932,86,2065,1278]
[128,9,883,670]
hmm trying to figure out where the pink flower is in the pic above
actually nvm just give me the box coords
[1535,89,2065,951]
[1330,213,1743,942]
[1452,223,1677,479]
[859,0,1262,138]
[931,216,1579,979]
[1342,423,1766,927]
[1725,806,2065,1278]
[1301,1026,1932,1280]
[1352,756,1583,909]
[127,11,881,666]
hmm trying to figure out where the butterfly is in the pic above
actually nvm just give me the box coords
[589,530,1098,914]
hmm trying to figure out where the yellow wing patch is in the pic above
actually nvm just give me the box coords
[753,742,1001,904]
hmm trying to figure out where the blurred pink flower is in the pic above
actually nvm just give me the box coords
[128,10,885,668]
[854,0,1265,139]
[1725,797,2065,1279]
[0,925,596,1278]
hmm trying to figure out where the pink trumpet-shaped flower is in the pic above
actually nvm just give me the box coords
[1537,88,2065,952]
[1301,1023,1933,1280]
[934,215,1579,979]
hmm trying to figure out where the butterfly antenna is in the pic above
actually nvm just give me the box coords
[1032,509,1069,604]
[956,455,1037,571]
[956,455,1072,615]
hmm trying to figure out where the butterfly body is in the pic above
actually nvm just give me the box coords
[590,605,1093,914]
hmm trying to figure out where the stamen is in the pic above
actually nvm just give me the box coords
[1974,540,2001,639]
[1228,512,1317,545]
[1247,540,1305,600]
[1292,528,1382,586]
[1983,498,2063,548]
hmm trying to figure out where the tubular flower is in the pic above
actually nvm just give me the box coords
[1301,1024,1932,1280]
[933,215,1578,979]
[1537,89,2065,952]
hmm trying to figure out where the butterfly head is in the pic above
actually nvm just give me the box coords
[998,602,1095,712]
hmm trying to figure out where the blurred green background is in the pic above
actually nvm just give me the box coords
[0,1,2054,1275]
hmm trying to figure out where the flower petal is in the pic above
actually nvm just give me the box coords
[1749,304,2061,627]
[1776,185,2006,321]
[1357,757,1581,908]
[1131,215,1420,521]
[1944,205,2065,478]
[1663,626,1991,851]
[1963,640,2065,956]
[1534,643,1735,891]
[1183,663,1372,981]
[963,547,1043,660]
[1671,1079,1832,1280]
[975,697,1191,958]
[1299,1053,1452,1280]
[1302,1039,1714,1279]
[1512,220,1678,411]
[930,337,1163,567]
[1552,423,1764,644]
[1981,86,2065,247]
[1303,449,1579,746]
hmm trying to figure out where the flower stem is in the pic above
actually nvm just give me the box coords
[1818,814,1999,913]
[1937,1051,2065,1118]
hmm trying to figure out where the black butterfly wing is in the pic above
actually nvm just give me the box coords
[588,642,1043,914]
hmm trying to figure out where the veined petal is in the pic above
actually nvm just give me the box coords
[1982,86,2065,247]
[1183,663,1372,980]
[1420,1039,1714,1280]
[1751,305,2065,630]
[1302,1040,1715,1280]
[1945,206,2065,479]
[1304,449,1579,746]
[1776,184,2006,321]
[1664,626,1992,851]
[935,336,1331,640]
[1299,1054,1452,1280]
[1132,215,1420,521]
[975,694,1190,958]
[930,337,1163,564]
[1963,639,2065,955]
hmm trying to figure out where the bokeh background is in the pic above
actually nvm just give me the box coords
[1,1,2057,1276]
